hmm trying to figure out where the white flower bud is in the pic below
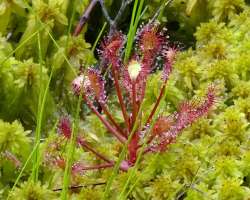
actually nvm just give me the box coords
[127,60,142,81]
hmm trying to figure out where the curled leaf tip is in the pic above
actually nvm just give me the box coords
[100,31,125,67]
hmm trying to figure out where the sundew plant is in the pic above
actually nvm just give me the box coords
[1,0,250,200]
[68,23,216,171]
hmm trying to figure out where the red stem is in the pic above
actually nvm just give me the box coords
[111,67,130,131]
[132,82,137,126]
[100,103,127,137]
[78,137,113,163]
[146,82,167,125]
[83,95,127,143]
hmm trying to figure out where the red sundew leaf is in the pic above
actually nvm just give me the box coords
[137,23,164,55]
[72,162,85,175]
[149,86,216,152]
[171,87,216,136]
[177,85,216,125]
[87,68,106,103]
[200,85,217,113]
[166,47,178,64]
[100,31,125,68]
[162,61,172,83]
[148,131,177,152]
[134,78,147,102]
[72,68,106,103]
[54,156,66,169]
[156,132,177,152]
[152,116,175,136]
[137,23,166,71]
[162,47,177,82]
[58,117,72,139]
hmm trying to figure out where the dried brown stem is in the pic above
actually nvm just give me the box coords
[53,182,106,191]
[73,0,99,36]
[73,0,133,36]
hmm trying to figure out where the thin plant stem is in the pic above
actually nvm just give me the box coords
[67,0,77,35]
[66,0,77,53]
[100,103,126,137]
[111,67,130,132]
[6,143,39,200]
[91,22,107,52]
[31,30,45,181]
[47,31,77,77]
[73,0,132,36]
[98,0,113,25]
[132,82,137,126]
[32,70,54,180]
[78,138,113,163]
[146,82,167,125]
[0,28,43,66]
[53,182,106,192]
[73,0,99,36]
[109,0,133,33]
[151,0,174,23]
[114,0,133,24]
[76,163,114,170]
[83,95,127,143]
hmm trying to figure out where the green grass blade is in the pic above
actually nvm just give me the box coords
[31,30,44,181]
[6,143,39,200]
[60,95,81,200]
[32,67,54,181]
[124,0,145,63]
[0,27,43,66]
[124,0,139,63]
[91,22,107,53]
